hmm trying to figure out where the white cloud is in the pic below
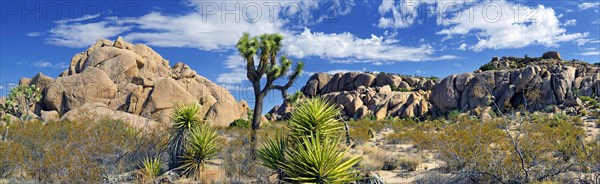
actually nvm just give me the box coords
[283,28,458,62]
[579,2,600,11]
[376,0,476,29]
[563,19,576,26]
[26,32,41,37]
[577,51,600,56]
[216,55,248,85]
[453,63,462,67]
[47,21,131,48]
[54,13,101,24]
[17,60,69,69]
[458,43,467,50]
[593,19,600,24]
[437,1,588,51]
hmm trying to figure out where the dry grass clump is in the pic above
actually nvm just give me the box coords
[0,118,168,183]
[397,158,421,171]
[403,113,598,183]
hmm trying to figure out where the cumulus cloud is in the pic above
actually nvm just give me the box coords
[376,0,476,28]
[17,60,69,69]
[47,21,132,48]
[579,2,600,11]
[437,1,588,51]
[216,55,248,85]
[577,51,600,56]
[563,19,577,26]
[284,28,459,62]
[26,32,41,37]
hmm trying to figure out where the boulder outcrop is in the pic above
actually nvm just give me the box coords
[431,52,600,114]
[18,37,248,127]
[271,51,600,120]
[270,72,437,120]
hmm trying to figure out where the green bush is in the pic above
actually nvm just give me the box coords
[288,98,343,139]
[0,119,168,183]
[479,63,498,71]
[229,119,251,129]
[168,104,203,168]
[179,125,221,179]
[258,98,360,183]
[142,157,162,179]
[283,136,360,183]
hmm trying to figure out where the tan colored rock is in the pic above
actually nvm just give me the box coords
[379,85,392,93]
[61,102,158,130]
[145,78,196,113]
[40,110,59,123]
[45,68,117,114]
[113,36,126,49]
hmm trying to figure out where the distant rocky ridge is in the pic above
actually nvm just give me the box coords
[270,51,600,120]
[18,37,248,127]
[269,72,438,120]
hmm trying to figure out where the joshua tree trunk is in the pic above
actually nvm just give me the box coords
[3,125,8,141]
[250,92,265,160]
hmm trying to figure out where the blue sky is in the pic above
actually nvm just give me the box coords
[1,0,599,111]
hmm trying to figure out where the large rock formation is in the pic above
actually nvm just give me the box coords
[271,51,600,120]
[18,37,248,127]
[270,72,437,120]
[431,54,600,115]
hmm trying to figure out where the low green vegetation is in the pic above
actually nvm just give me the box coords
[142,157,162,179]
[479,63,498,71]
[397,113,599,183]
[168,103,203,169]
[179,125,221,179]
[258,98,361,183]
[0,119,168,183]
[229,118,251,129]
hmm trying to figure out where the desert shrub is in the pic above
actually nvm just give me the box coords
[141,157,162,179]
[258,98,360,183]
[168,104,203,168]
[0,119,167,183]
[398,158,421,171]
[397,87,412,92]
[479,63,497,71]
[405,114,595,183]
[287,98,343,139]
[229,119,250,129]
[1,84,42,122]
[283,136,360,183]
[287,91,305,104]
[447,109,461,121]
[579,96,599,108]
[179,125,221,179]
[347,119,387,145]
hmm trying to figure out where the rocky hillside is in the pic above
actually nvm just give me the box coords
[18,37,248,127]
[431,52,600,115]
[270,51,600,120]
[269,72,438,120]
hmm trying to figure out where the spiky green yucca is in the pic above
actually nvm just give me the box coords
[283,136,360,183]
[168,103,202,168]
[257,133,288,172]
[142,157,162,178]
[288,98,343,139]
[179,125,221,179]
[259,98,360,183]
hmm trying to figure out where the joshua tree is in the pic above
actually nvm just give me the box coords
[2,85,41,126]
[236,33,304,156]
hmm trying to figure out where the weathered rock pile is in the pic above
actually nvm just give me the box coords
[270,51,600,120]
[269,72,438,120]
[19,37,248,127]
[431,52,600,115]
